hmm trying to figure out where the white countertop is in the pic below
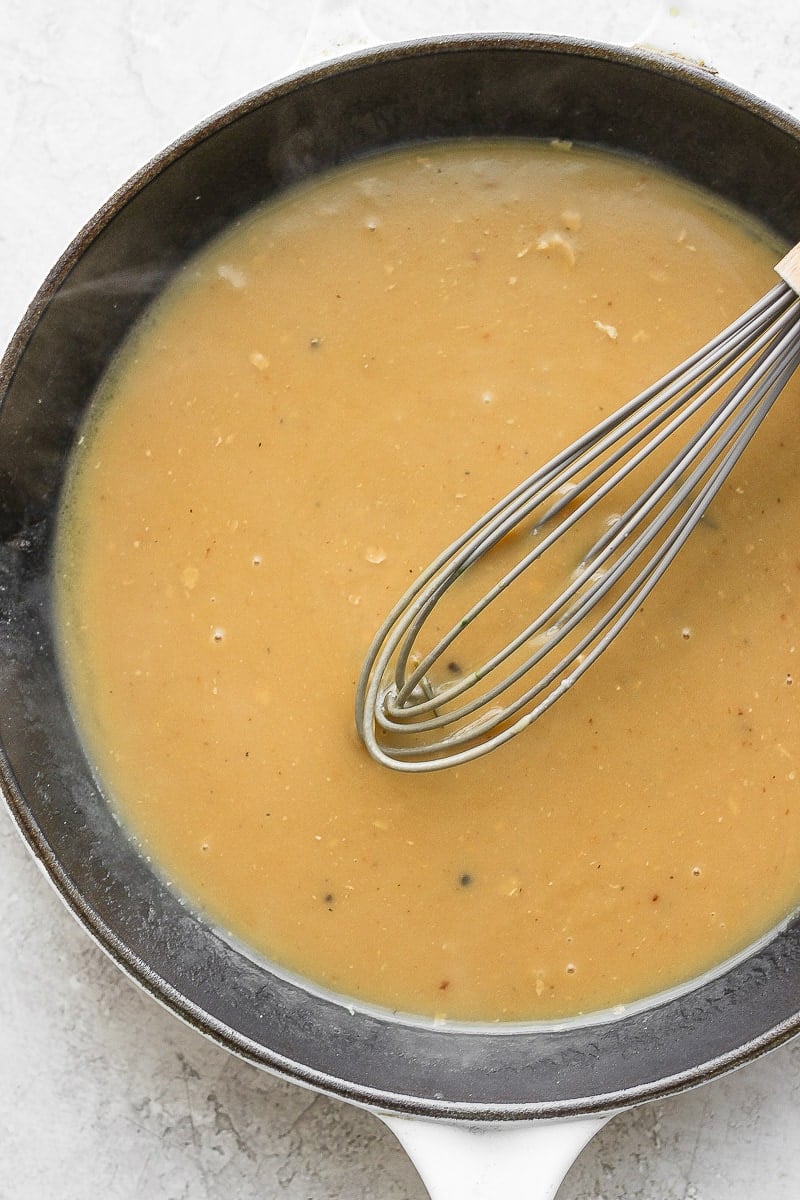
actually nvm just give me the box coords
[2,2,800,1197]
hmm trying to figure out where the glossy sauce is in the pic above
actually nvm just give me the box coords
[56,141,800,1021]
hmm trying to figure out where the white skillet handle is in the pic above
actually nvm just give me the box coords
[380,1113,613,1200]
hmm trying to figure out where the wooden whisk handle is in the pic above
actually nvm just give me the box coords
[776,240,800,294]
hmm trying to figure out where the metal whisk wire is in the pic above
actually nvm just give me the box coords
[356,247,800,772]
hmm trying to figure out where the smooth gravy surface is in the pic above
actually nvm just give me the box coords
[56,141,800,1021]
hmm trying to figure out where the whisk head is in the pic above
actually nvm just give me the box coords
[355,270,800,771]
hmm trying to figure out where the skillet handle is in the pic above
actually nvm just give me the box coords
[380,1112,613,1200]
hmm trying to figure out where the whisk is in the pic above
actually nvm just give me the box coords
[355,243,800,772]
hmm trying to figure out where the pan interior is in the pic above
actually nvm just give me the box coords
[53,136,800,1028]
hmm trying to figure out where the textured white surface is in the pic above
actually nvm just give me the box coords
[2,2,800,1197]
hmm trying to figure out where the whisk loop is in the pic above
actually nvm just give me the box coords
[356,244,800,771]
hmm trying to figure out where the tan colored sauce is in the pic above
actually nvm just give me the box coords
[55,141,800,1022]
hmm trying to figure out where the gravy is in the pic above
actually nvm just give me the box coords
[55,141,800,1021]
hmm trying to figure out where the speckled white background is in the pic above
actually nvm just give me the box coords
[2,2,800,1197]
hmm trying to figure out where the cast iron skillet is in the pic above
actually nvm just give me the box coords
[1,35,800,1132]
